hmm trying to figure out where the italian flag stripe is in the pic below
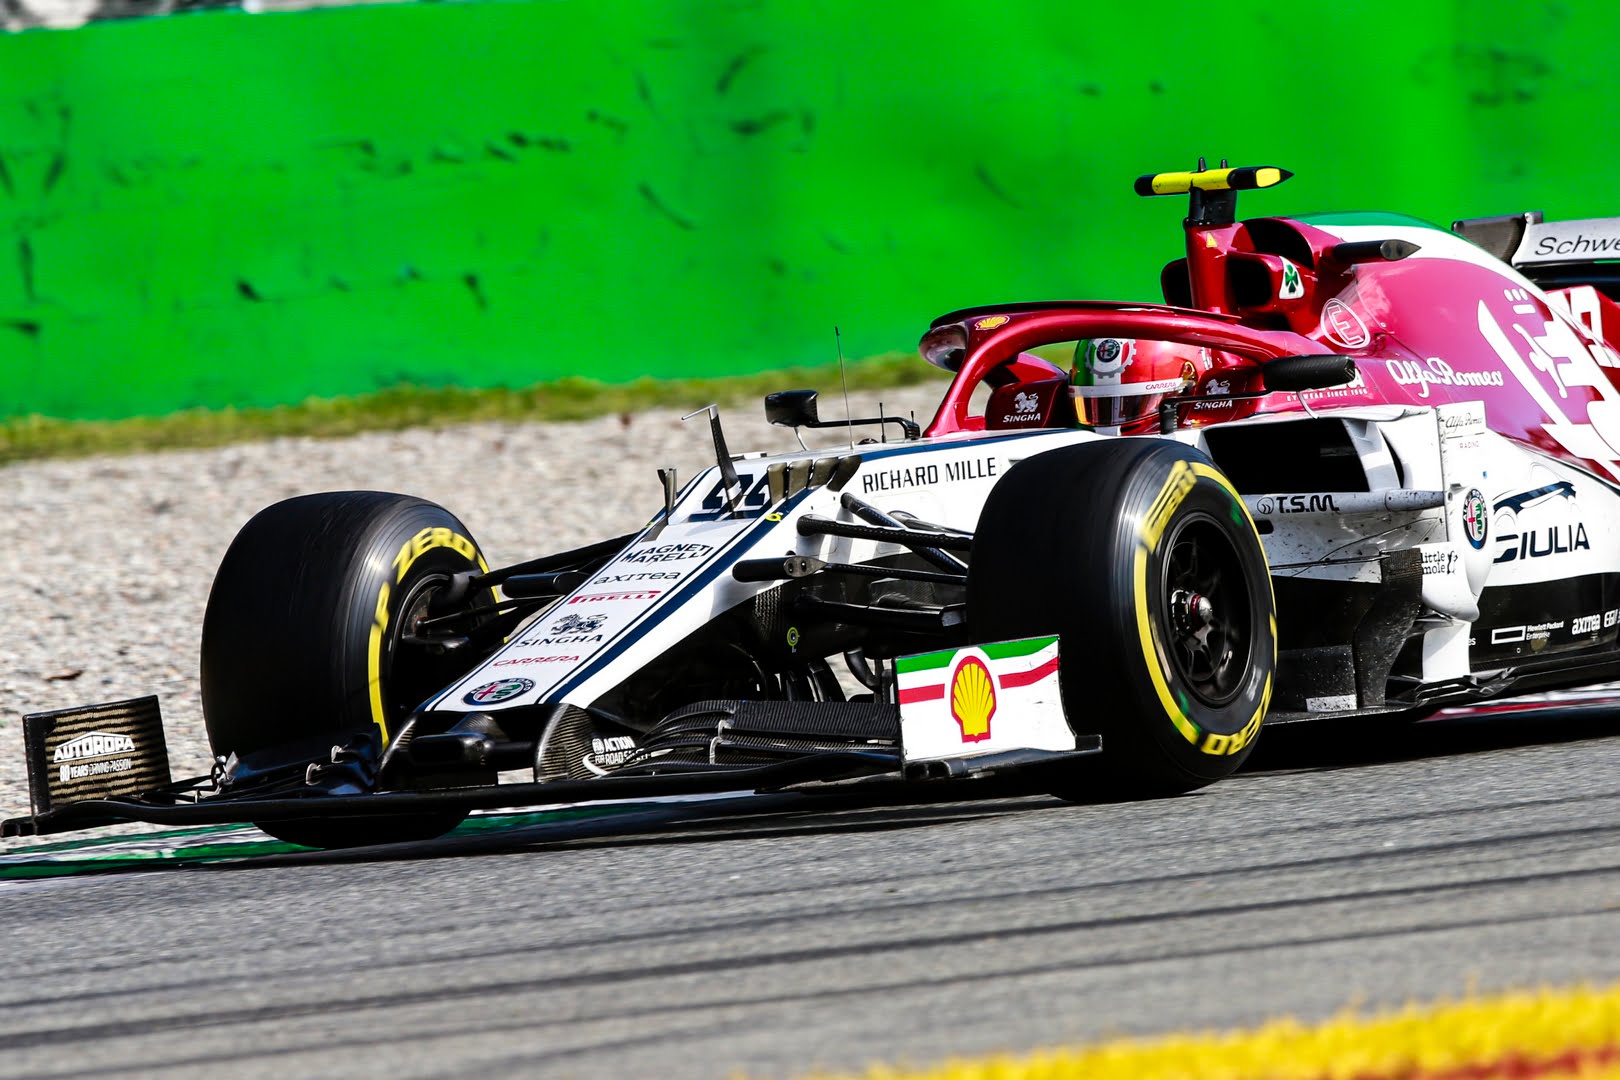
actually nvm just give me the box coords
[896,647,957,674]
[984,635,1058,661]
[896,635,1058,675]
[997,654,1060,688]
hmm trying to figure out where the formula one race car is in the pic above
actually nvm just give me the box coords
[12,163,1620,848]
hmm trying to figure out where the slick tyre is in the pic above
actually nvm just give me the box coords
[201,491,493,848]
[968,439,1276,798]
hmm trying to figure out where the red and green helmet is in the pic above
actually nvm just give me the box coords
[1071,338,1205,430]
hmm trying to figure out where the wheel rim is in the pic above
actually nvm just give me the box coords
[385,572,469,725]
[1160,515,1253,708]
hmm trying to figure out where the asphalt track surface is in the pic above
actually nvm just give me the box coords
[5,706,1620,1080]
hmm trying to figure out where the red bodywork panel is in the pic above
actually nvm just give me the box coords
[922,216,1620,483]
[985,375,1072,431]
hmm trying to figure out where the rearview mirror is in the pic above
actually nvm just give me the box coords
[765,389,820,428]
[1262,355,1359,393]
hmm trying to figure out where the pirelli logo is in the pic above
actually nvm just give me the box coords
[1142,460,1196,549]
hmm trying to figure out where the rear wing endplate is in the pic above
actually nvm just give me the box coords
[1454,211,1620,266]
[1454,211,1620,296]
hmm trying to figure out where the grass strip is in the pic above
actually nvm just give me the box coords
[0,352,944,466]
[802,983,1620,1079]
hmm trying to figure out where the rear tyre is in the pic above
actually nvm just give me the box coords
[968,439,1276,798]
[201,491,493,848]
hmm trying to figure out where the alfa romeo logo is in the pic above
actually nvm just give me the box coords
[464,678,535,705]
[1463,488,1488,549]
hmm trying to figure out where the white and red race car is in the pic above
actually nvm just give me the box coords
[10,163,1620,849]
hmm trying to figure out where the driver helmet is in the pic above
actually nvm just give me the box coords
[1070,338,1202,431]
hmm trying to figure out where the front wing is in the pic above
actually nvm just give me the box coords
[2,636,1091,839]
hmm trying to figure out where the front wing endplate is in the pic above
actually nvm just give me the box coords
[897,636,1075,762]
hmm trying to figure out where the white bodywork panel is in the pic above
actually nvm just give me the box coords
[429,427,1100,714]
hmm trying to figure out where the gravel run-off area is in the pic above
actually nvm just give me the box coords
[0,386,943,838]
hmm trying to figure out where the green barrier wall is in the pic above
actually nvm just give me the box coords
[1,0,1617,420]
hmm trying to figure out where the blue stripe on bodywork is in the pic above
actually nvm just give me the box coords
[544,485,819,702]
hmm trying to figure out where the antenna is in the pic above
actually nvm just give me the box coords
[836,325,854,450]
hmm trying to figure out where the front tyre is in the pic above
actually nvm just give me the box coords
[201,491,493,847]
[968,439,1276,797]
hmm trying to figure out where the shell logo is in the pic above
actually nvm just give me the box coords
[950,655,997,743]
[974,315,1010,331]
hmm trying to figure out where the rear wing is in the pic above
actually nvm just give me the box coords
[1453,211,1620,297]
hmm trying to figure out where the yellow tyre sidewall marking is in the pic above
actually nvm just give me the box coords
[368,584,392,744]
[1133,546,1202,746]
[368,527,491,746]
[1135,460,1275,755]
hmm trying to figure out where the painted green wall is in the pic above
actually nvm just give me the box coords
[1,0,1617,419]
